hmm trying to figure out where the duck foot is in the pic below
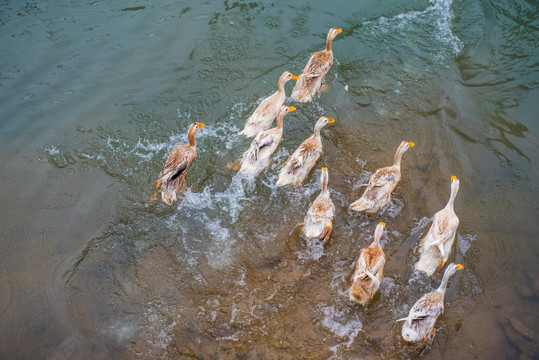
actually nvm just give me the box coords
[322,225,332,244]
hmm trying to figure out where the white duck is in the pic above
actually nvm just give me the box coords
[238,106,295,176]
[350,141,414,214]
[239,71,299,137]
[302,167,335,243]
[349,222,387,305]
[277,116,334,188]
[415,176,460,276]
[398,263,463,343]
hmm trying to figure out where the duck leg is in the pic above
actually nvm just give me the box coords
[149,181,161,201]
[322,225,332,244]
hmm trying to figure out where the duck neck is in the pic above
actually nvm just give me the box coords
[314,122,324,137]
[372,226,383,247]
[392,144,406,168]
[326,35,333,52]
[436,270,452,295]
[277,76,286,93]
[321,172,328,194]
[276,113,285,129]
[446,183,459,211]
[188,128,197,147]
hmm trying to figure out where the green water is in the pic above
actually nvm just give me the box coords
[1,0,538,359]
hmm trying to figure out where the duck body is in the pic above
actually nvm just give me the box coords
[350,141,414,214]
[153,122,204,205]
[277,117,334,188]
[350,166,401,214]
[302,168,335,242]
[400,291,443,342]
[398,263,463,342]
[239,71,298,137]
[349,222,386,305]
[292,28,341,102]
[415,176,460,276]
[239,106,295,176]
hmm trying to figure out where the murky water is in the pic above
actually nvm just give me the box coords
[1,0,538,359]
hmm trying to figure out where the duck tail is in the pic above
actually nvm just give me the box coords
[349,282,368,305]
[149,181,161,202]
[350,197,369,212]
[415,253,439,277]
[291,76,321,102]
[276,171,288,187]
[160,182,177,206]
[415,243,442,276]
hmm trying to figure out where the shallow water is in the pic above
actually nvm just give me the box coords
[1,0,538,359]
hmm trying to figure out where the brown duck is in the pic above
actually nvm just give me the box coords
[277,116,334,188]
[350,141,414,214]
[291,28,342,102]
[151,122,204,205]
[349,222,387,305]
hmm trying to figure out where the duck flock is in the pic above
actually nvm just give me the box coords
[151,28,463,344]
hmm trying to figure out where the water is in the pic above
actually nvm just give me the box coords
[1,0,538,359]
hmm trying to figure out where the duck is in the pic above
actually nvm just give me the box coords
[291,28,342,102]
[349,222,387,305]
[239,71,299,137]
[302,167,335,243]
[150,122,204,205]
[277,116,335,188]
[415,176,460,276]
[350,141,414,214]
[238,106,296,176]
[397,263,464,343]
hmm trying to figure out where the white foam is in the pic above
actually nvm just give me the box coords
[45,145,60,155]
[204,218,236,270]
[384,198,404,218]
[363,0,462,58]
[297,237,325,261]
[140,300,179,357]
[457,233,475,256]
[411,216,432,238]
[320,305,362,354]
[430,0,463,55]
[134,138,168,160]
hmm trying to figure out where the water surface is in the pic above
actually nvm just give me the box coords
[1,0,538,359]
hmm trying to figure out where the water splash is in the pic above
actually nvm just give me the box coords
[430,0,463,55]
[297,237,325,261]
[138,300,179,358]
[319,304,363,354]
[363,0,462,59]
[457,233,475,256]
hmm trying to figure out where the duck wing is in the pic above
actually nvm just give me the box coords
[307,194,335,220]
[159,145,195,183]
[409,292,443,321]
[248,131,277,161]
[289,137,320,170]
[433,211,459,240]
[304,50,333,77]
[251,95,279,123]
[358,247,385,277]
[369,167,399,188]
